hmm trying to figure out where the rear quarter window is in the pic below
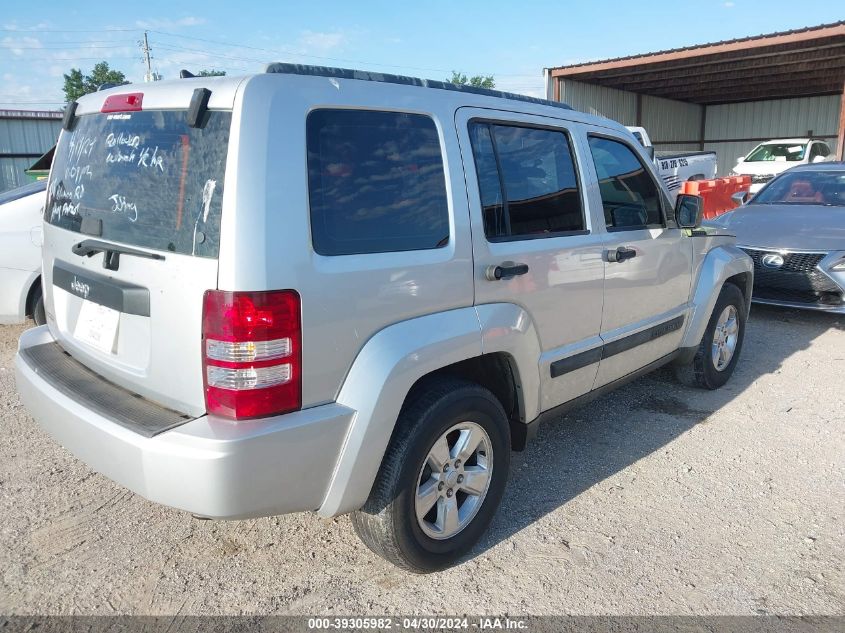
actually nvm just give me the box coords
[306,109,449,256]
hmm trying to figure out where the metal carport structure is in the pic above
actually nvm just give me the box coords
[545,22,845,174]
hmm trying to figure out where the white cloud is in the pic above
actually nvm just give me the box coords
[2,35,42,56]
[495,78,546,99]
[724,1,735,6]
[135,16,207,29]
[297,30,346,53]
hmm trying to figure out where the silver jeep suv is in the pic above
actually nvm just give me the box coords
[15,65,753,572]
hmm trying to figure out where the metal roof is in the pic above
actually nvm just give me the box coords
[548,22,845,105]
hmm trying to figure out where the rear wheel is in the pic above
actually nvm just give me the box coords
[31,285,46,326]
[676,283,746,389]
[351,378,510,573]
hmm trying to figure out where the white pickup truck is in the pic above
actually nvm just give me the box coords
[627,126,717,199]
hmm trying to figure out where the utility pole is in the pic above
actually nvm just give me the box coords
[140,31,155,82]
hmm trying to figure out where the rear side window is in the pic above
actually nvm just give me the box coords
[46,110,231,258]
[468,122,584,240]
[307,109,449,256]
[588,136,663,230]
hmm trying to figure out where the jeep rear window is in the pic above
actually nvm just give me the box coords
[307,109,449,256]
[46,110,231,258]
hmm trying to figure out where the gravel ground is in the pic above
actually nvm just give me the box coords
[0,305,843,616]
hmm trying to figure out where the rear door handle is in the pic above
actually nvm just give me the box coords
[607,247,637,263]
[486,261,530,281]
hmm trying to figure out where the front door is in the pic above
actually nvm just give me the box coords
[455,108,606,410]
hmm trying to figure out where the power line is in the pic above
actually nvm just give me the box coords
[1,28,540,85]
[148,29,528,77]
[0,27,137,33]
[0,55,141,62]
[0,44,130,50]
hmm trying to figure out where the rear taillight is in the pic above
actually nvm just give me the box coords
[202,290,301,420]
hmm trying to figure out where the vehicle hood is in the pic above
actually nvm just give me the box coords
[733,160,802,177]
[707,204,845,251]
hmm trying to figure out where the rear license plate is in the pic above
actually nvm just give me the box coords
[75,300,120,354]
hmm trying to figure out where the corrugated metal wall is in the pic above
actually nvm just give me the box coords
[559,80,637,124]
[560,80,704,144]
[557,79,841,177]
[642,95,702,144]
[0,113,62,193]
[703,95,840,176]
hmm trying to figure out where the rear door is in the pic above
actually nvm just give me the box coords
[42,97,233,416]
[456,108,606,409]
[584,133,692,387]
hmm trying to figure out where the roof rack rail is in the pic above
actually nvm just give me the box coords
[263,63,572,111]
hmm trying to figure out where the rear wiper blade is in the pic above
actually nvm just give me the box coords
[72,239,164,271]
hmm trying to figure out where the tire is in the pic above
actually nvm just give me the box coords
[676,283,746,390]
[31,285,46,326]
[351,377,511,573]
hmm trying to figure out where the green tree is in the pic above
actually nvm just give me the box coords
[197,69,226,77]
[448,70,495,89]
[62,61,127,102]
[62,68,85,103]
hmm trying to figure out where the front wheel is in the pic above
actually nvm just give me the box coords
[351,378,511,573]
[676,283,746,389]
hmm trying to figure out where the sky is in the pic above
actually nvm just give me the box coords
[1,1,843,110]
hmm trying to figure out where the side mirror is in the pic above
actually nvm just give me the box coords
[731,190,749,206]
[736,156,745,163]
[675,194,703,228]
[812,155,826,163]
[645,146,655,161]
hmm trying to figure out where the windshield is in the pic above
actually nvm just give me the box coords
[751,170,845,207]
[46,109,231,257]
[745,143,807,162]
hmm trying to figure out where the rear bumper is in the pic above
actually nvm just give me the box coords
[15,326,354,519]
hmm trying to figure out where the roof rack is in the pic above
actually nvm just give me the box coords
[263,63,572,111]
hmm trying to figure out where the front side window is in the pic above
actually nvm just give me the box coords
[307,109,449,256]
[588,136,663,230]
[468,122,585,240]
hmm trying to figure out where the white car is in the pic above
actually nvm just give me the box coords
[732,138,833,194]
[0,180,46,325]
